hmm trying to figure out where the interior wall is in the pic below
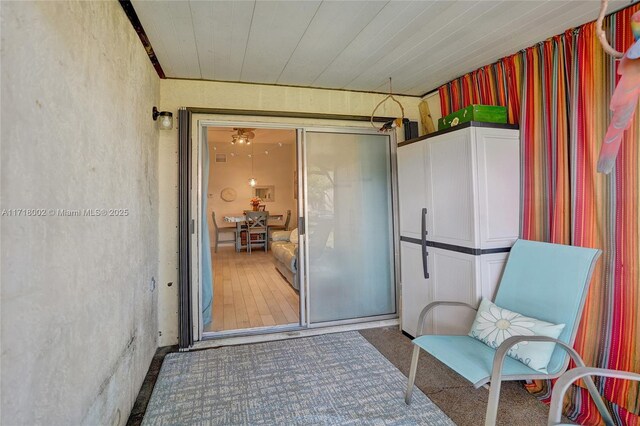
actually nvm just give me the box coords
[157,79,421,345]
[1,2,160,425]
[208,139,297,237]
[423,92,443,126]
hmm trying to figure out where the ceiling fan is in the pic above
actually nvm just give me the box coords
[231,128,256,145]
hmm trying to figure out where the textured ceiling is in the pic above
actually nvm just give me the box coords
[131,0,628,96]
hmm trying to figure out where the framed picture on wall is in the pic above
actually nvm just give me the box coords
[254,185,275,202]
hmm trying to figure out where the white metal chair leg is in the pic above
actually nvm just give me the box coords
[485,380,502,426]
[405,345,421,405]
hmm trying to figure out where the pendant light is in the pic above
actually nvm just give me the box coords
[248,143,256,187]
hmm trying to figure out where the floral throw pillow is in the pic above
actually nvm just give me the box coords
[468,298,565,373]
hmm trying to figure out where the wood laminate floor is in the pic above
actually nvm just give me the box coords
[204,245,300,333]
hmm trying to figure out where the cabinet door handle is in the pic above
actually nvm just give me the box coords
[421,208,429,279]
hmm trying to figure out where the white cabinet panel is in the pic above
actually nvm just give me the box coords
[400,245,511,337]
[429,247,479,335]
[474,128,520,249]
[400,241,431,337]
[479,252,510,301]
[398,142,426,240]
[424,131,478,247]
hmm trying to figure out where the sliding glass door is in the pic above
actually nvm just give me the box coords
[192,121,399,342]
[304,131,396,324]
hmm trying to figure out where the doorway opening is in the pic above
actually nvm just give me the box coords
[203,127,299,334]
[187,116,400,346]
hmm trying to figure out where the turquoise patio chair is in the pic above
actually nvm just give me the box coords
[405,239,614,426]
[548,367,640,426]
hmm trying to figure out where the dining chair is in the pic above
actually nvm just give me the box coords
[211,211,237,253]
[245,211,268,254]
[269,209,291,232]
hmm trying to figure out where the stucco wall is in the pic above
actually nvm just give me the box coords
[1,2,159,424]
[157,79,421,345]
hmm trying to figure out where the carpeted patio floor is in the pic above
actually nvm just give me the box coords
[142,331,454,425]
[129,326,566,425]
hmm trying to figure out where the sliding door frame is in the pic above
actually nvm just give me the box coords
[296,128,308,327]
[177,107,397,349]
[178,108,193,350]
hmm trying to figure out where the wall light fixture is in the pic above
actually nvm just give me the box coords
[152,107,173,130]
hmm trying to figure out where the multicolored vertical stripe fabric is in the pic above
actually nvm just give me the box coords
[439,53,523,124]
[439,5,639,425]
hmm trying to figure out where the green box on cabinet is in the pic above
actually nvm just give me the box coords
[438,104,507,130]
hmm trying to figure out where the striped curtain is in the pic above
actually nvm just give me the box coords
[439,54,523,124]
[520,33,573,245]
[439,5,639,425]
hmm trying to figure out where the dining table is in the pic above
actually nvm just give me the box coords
[224,212,284,252]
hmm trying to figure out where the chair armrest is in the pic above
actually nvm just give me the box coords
[548,367,640,426]
[485,336,615,426]
[415,301,478,337]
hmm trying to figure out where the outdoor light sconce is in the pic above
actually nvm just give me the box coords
[152,107,173,130]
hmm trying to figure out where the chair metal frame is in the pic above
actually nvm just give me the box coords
[404,243,614,426]
[548,367,640,426]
